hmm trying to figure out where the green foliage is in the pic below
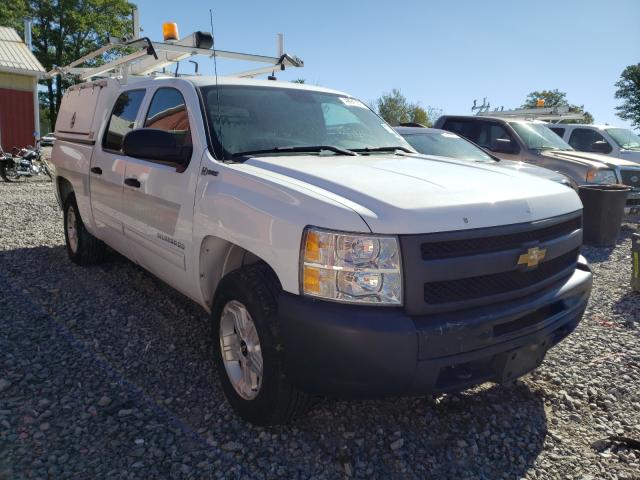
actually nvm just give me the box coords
[614,63,640,130]
[292,78,306,84]
[411,106,429,126]
[375,89,437,127]
[521,89,593,124]
[0,0,135,125]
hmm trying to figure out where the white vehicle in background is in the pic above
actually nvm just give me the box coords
[40,132,56,146]
[547,124,640,163]
[49,27,592,425]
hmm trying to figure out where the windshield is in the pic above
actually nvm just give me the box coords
[200,85,412,158]
[509,122,573,151]
[606,128,640,150]
[401,131,494,162]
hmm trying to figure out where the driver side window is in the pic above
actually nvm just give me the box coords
[568,128,612,153]
[476,123,516,152]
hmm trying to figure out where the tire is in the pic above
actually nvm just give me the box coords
[211,262,315,425]
[63,193,106,265]
[0,160,22,182]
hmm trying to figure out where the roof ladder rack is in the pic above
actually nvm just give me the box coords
[475,105,585,123]
[48,31,303,82]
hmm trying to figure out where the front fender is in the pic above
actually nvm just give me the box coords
[193,157,371,298]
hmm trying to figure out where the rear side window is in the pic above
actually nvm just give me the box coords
[568,128,612,153]
[102,90,145,152]
[442,119,476,141]
[144,88,192,146]
[549,127,565,138]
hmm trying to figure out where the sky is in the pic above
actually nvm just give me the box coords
[134,0,640,128]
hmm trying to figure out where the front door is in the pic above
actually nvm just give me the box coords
[89,89,146,259]
[121,86,200,296]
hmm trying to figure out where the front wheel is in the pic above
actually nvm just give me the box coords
[63,194,106,265]
[211,263,315,425]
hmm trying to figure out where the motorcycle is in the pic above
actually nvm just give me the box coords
[0,145,52,182]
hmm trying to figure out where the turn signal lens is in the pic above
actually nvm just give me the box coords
[302,266,320,294]
[303,230,321,263]
[163,22,179,41]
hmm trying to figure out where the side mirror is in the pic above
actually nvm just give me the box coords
[122,128,192,165]
[591,140,612,154]
[492,138,517,154]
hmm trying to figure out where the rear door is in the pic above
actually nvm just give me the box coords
[121,85,200,295]
[90,89,146,258]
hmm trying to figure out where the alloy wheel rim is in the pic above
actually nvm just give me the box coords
[66,206,79,253]
[219,300,263,400]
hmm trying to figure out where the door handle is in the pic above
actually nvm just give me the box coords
[124,178,141,188]
[90,167,102,175]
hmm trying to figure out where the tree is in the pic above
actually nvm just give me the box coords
[521,89,593,124]
[614,63,640,130]
[411,106,429,126]
[375,89,437,127]
[0,0,135,126]
[291,78,306,84]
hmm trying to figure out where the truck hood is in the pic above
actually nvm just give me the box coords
[541,149,640,169]
[243,153,581,234]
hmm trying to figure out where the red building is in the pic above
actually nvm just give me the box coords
[0,26,45,151]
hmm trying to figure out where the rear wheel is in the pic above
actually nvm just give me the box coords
[63,194,106,265]
[0,160,22,182]
[211,262,315,425]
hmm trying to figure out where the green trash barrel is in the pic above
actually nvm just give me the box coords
[578,184,630,247]
[633,233,640,292]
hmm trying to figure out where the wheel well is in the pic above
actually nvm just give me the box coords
[199,236,276,311]
[57,176,74,206]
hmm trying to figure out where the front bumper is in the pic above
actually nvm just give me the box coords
[278,257,592,397]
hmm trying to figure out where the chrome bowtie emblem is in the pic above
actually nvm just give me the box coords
[517,246,547,268]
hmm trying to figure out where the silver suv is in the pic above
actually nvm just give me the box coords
[435,116,640,217]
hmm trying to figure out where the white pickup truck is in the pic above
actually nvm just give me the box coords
[52,76,592,425]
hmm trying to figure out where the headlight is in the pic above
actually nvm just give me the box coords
[300,227,402,305]
[586,169,617,184]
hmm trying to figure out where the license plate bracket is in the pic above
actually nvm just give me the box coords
[494,339,549,383]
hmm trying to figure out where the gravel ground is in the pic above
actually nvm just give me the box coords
[1,177,639,480]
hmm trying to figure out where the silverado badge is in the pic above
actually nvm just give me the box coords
[518,246,547,268]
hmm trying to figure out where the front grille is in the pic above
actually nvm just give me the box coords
[424,248,579,304]
[621,169,640,189]
[400,212,583,315]
[421,217,581,260]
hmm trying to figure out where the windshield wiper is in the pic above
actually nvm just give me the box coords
[352,146,414,154]
[531,146,565,151]
[232,145,357,158]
